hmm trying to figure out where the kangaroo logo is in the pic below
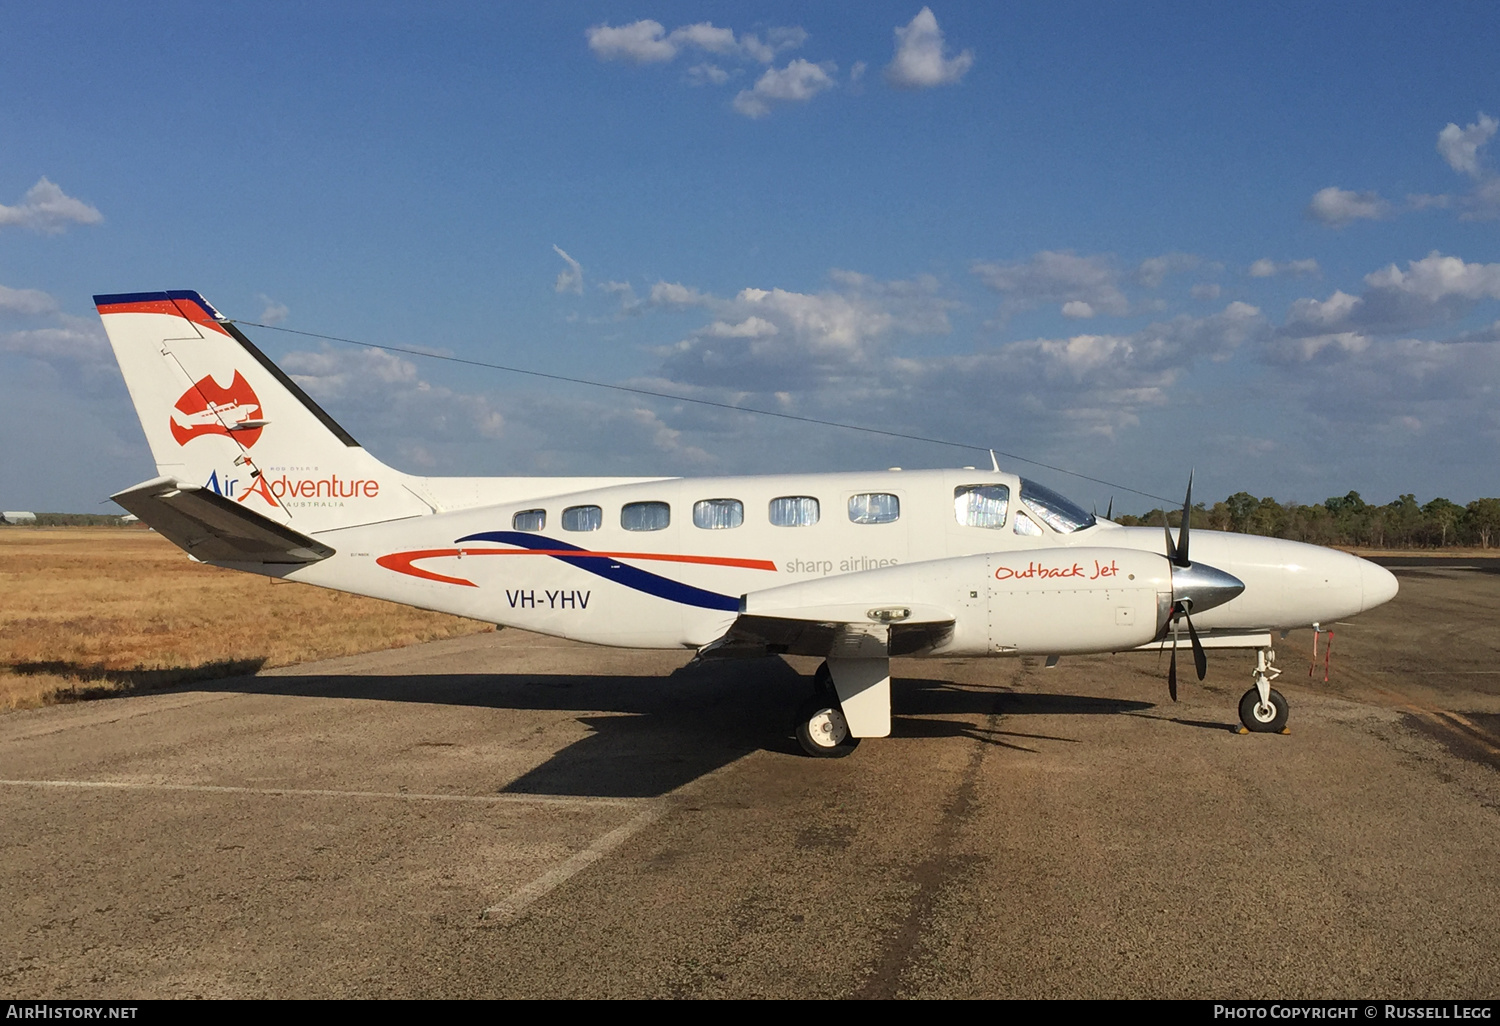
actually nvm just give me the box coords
[170,371,264,447]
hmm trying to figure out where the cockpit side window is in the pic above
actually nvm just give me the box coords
[1019,477,1096,533]
[1013,512,1044,536]
[955,484,1009,529]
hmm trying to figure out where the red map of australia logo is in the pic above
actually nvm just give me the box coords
[170,371,264,447]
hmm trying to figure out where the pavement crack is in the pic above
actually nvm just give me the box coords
[854,678,1007,998]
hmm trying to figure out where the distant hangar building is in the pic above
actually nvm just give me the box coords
[1,511,37,524]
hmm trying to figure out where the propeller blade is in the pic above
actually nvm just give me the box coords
[1162,511,1178,563]
[1167,630,1178,701]
[1175,471,1194,567]
[1185,609,1207,681]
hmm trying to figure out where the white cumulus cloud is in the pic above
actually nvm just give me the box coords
[1306,187,1389,227]
[973,251,1130,318]
[0,178,103,235]
[588,19,805,67]
[282,346,507,441]
[1437,113,1497,178]
[885,7,974,89]
[702,317,779,338]
[1135,253,1201,289]
[1433,113,1500,220]
[586,20,678,63]
[670,22,737,55]
[733,59,838,118]
[1282,252,1500,338]
[1248,258,1320,278]
[686,63,731,86]
[0,284,61,316]
[256,294,290,325]
[650,281,714,308]
[655,272,951,391]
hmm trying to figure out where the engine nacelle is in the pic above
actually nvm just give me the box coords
[742,546,1177,657]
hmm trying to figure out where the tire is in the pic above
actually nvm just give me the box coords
[1239,687,1289,733]
[795,694,861,758]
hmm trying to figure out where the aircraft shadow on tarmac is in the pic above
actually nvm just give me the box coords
[146,659,1159,799]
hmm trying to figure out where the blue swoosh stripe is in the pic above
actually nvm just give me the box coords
[455,530,740,612]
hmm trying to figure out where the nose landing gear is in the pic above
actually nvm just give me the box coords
[1239,647,1290,733]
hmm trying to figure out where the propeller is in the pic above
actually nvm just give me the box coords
[1161,472,1209,701]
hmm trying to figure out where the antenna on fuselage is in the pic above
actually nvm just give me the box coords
[989,449,1000,474]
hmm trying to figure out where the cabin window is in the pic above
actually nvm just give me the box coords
[769,496,820,527]
[562,505,603,532]
[1013,512,1043,536]
[693,498,743,530]
[1019,477,1096,534]
[621,501,671,532]
[512,509,545,532]
[954,484,1009,529]
[848,492,900,525]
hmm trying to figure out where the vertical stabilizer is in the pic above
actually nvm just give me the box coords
[96,291,429,532]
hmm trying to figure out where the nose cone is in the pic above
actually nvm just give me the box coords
[1360,558,1399,612]
[1173,561,1246,615]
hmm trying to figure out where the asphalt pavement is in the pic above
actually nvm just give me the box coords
[2,563,1497,998]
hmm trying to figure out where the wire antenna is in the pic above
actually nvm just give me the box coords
[231,318,1177,504]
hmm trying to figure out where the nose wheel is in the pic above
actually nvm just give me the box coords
[1239,647,1290,733]
[1239,686,1289,732]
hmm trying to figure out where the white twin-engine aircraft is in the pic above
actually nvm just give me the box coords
[97,291,1399,757]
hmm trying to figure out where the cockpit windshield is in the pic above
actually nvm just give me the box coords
[1019,478,1096,534]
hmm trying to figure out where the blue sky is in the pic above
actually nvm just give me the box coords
[3,2,1498,513]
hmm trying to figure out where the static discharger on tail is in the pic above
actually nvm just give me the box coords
[95,290,1400,757]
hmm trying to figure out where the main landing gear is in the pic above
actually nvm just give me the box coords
[1239,647,1289,733]
[794,660,864,758]
[795,693,861,757]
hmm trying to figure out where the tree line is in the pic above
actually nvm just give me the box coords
[1116,492,1500,549]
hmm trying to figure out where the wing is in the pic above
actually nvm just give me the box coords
[112,476,335,565]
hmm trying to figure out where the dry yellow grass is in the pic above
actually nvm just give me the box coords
[0,527,493,711]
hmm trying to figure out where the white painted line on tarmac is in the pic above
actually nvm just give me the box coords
[482,755,750,925]
[482,804,668,924]
[0,778,642,809]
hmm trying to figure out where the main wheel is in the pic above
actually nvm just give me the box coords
[1239,687,1289,733]
[795,694,861,758]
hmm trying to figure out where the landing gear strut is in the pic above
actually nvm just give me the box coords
[1239,647,1289,733]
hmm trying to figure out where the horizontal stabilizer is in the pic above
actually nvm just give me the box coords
[111,476,336,564]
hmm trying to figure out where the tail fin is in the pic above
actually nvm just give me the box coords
[96,291,429,532]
